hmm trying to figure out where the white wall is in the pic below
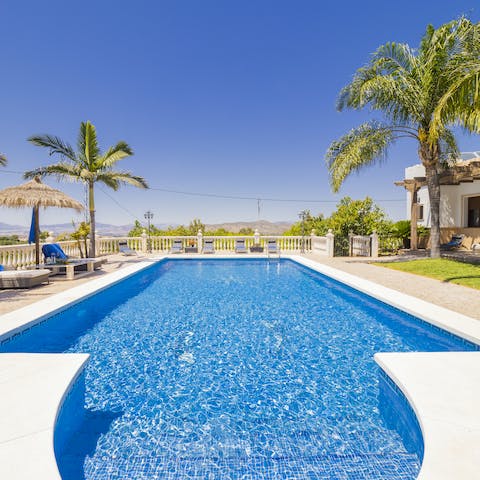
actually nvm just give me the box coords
[404,165,480,227]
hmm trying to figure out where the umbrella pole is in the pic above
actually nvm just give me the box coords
[34,205,40,268]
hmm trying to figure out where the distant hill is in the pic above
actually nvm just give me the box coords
[0,220,292,237]
[205,220,292,235]
[0,222,134,237]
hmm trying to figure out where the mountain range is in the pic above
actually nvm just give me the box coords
[0,220,292,237]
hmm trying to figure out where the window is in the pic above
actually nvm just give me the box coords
[467,196,480,227]
[417,204,424,221]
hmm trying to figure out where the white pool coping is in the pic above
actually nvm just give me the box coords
[0,353,88,480]
[0,254,479,479]
[375,352,480,480]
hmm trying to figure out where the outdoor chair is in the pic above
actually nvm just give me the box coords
[118,240,137,256]
[235,239,248,253]
[170,239,184,254]
[440,234,465,251]
[202,239,215,254]
[267,239,279,254]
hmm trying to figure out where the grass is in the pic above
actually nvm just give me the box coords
[376,258,480,290]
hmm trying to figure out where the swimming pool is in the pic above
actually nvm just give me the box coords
[1,258,477,479]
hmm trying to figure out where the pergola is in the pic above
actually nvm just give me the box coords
[395,160,480,249]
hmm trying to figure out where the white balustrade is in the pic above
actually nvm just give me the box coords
[1,235,323,270]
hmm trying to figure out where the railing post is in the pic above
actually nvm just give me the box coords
[254,228,260,245]
[141,229,148,253]
[95,234,101,257]
[348,231,354,257]
[310,229,315,251]
[197,229,203,252]
[370,231,379,258]
[326,229,335,257]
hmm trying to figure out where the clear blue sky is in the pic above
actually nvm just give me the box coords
[1,0,479,229]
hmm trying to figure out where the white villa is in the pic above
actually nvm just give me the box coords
[400,151,480,248]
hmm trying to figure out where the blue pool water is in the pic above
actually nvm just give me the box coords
[1,259,477,479]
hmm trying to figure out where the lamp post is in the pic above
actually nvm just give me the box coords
[299,210,308,253]
[144,210,154,253]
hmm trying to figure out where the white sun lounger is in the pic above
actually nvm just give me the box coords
[203,239,215,254]
[235,239,248,253]
[119,240,137,256]
[170,239,184,254]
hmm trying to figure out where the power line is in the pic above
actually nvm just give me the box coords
[1,168,405,203]
[97,186,140,221]
[147,185,404,203]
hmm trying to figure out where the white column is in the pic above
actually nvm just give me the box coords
[141,229,148,253]
[370,231,379,258]
[197,229,203,252]
[326,229,335,257]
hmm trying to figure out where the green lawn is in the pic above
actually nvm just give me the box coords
[376,258,480,290]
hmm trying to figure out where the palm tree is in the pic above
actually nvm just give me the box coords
[25,121,148,257]
[326,18,480,257]
[0,153,6,167]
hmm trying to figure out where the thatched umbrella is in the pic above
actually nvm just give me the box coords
[0,177,83,266]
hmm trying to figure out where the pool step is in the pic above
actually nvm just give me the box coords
[62,451,420,479]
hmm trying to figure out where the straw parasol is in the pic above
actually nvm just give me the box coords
[0,176,83,266]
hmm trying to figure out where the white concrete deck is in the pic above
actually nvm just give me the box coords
[0,255,479,479]
[376,352,480,480]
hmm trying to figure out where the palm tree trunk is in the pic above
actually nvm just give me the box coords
[88,181,96,258]
[425,164,441,258]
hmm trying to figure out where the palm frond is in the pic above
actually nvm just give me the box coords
[78,121,99,168]
[325,122,396,192]
[371,42,417,73]
[98,141,134,169]
[28,134,76,161]
[337,45,422,124]
[24,163,83,182]
[438,128,460,164]
[429,20,480,139]
[97,171,148,190]
[0,153,6,166]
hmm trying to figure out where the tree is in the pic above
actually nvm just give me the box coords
[325,197,390,236]
[0,153,6,167]
[326,18,480,257]
[25,121,148,257]
[188,218,205,235]
[70,221,90,258]
[284,211,327,236]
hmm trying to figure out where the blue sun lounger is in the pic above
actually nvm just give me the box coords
[42,243,69,262]
[440,234,465,251]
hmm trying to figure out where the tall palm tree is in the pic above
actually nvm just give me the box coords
[25,121,148,257]
[326,18,480,257]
